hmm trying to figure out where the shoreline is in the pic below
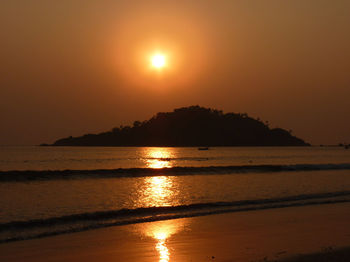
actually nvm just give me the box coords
[1,202,350,261]
[2,197,350,244]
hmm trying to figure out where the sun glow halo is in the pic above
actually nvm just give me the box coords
[151,53,166,69]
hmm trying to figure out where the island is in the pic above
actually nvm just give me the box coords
[50,106,310,146]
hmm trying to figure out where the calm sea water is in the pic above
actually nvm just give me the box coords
[0,146,350,242]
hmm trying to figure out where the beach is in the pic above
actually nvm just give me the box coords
[2,0,350,260]
[1,202,350,262]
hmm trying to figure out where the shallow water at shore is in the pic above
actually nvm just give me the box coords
[1,203,350,262]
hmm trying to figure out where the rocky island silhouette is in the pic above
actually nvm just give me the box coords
[49,106,309,147]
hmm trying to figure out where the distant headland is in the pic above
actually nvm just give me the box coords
[48,106,310,147]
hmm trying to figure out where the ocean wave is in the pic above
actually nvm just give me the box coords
[1,163,350,182]
[0,156,212,164]
[1,191,350,243]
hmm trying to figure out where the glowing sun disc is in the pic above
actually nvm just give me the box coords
[151,54,166,68]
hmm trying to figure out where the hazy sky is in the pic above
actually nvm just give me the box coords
[1,0,350,145]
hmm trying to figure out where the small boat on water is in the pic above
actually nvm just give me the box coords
[198,147,209,150]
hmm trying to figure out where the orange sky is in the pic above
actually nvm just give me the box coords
[1,0,350,145]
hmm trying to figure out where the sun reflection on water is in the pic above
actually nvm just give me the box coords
[144,147,173,169]
[141,176,175,207]
[131,147,186,261]
[134,148,180,207]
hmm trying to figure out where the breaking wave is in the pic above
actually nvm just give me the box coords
[1,191,350,243]
[1,163,350,182]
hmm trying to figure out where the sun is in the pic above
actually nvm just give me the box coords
[151,53,166,69]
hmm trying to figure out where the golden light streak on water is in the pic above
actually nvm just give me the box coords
[139,176,175,207]
[144,147,173,169]
[134,147,179,207]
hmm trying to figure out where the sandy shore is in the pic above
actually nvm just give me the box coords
[1,203,350,262]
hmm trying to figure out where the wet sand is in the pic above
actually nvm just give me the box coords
[1,203,350,262]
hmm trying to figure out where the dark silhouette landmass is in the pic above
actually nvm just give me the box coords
[50,106,309,146]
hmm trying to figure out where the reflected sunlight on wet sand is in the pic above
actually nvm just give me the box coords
[131,219,188,262]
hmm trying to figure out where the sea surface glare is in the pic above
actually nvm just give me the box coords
[0,146,350,242]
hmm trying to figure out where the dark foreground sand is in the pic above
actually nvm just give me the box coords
[1,203,350,262]
[281,247,350,262]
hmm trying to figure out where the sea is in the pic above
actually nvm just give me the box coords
[1,146,350,243]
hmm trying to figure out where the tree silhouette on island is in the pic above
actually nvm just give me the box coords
[50,106,309,147]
